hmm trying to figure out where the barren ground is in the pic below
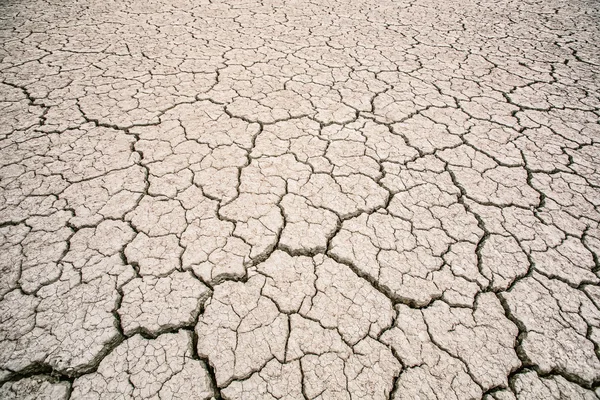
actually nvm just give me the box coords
[1,0,600,399]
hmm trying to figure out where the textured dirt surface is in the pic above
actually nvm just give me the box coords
[1,0,599,398]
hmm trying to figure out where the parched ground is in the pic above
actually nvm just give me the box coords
[0,0,599,398]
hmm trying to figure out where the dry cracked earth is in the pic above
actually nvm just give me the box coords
[0,0,599,399]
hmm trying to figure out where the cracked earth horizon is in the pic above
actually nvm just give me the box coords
[1,0,599,398]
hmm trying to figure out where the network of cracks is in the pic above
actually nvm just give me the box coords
[1,0,600,398]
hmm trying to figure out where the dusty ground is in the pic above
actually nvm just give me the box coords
[0,0,599,398]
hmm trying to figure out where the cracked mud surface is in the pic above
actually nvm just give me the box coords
[0,0,599,398]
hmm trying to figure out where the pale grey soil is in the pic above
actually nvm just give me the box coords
[0,0,599,398]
